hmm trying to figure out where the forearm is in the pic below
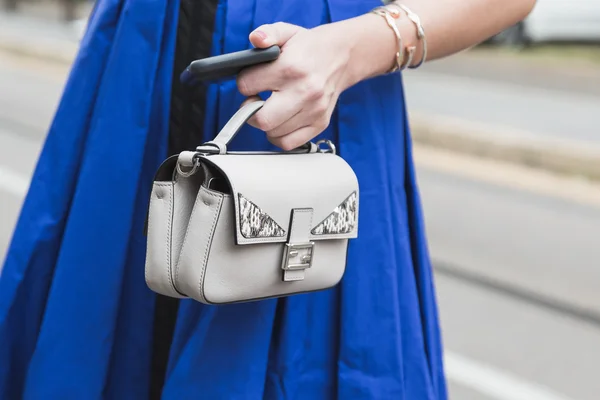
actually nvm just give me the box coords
[339,0,536,86]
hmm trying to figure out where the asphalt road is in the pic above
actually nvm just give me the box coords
[1,51,600,400]
[417,149,600,400]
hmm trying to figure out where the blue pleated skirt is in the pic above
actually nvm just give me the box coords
[0,0,447,398]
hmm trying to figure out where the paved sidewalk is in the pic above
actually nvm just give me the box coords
[402,48,600,180]
[0,7,88,64]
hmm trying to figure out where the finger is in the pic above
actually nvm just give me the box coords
[249,22,303,48]
[269,110,331,139]
[236,61,285,97]
[268,126,319,151]
[247,91,303,133]
[267,113,310,139]
[266,109,311,138]
[239,95,262,109]
[269,91,336,138]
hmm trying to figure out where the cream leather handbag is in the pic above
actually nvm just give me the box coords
[144,101,359,304]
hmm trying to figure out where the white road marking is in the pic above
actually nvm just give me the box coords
[445,351,573,400]
[0,165,29,198]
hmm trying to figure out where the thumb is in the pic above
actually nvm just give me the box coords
[249,22,302,48]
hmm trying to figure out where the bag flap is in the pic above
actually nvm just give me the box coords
[198,152,359,245]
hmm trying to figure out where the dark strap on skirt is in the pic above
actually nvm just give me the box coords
[149,0,218,398]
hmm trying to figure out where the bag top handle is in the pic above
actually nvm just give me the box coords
[199,100,265,155]
[175,100,337,174]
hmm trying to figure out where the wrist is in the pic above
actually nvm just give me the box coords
[338,8,423,88]
[336,14,394,89]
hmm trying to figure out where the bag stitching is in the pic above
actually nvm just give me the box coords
[238,236,284,244]
[174,187,222,301]
[173,185,206,295]
[165,184,174,294]
[198,190,223,303]
[144,192,156,287]
[146,183,181,297]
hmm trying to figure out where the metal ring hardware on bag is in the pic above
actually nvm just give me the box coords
[176,159,200,178]
[316,140,336,155]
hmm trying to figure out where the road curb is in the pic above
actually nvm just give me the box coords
[409,112,600,182]
[0,36,76,65]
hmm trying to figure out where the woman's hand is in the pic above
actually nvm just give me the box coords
[237,22,354,151]
[236,0,536,151]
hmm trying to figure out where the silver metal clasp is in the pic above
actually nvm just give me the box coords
[315,139,336,155]
[281,242,315,271]
[176,159,200,178]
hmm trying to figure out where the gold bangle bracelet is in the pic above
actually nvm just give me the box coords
[392,3,427,69]
[370,6,404,73]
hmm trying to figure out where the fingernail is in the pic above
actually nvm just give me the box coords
[254,30,268,41]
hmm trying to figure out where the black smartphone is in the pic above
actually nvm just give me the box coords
[180,45,281,85]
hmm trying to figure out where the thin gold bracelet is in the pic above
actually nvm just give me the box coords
[370,6,404,73]
[391,3,427,69]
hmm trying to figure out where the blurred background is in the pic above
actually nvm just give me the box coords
[1,1,599,399]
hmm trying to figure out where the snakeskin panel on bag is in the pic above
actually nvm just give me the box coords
[238,194,286,238]
[311,192,358,235]
[238,192,358,238]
